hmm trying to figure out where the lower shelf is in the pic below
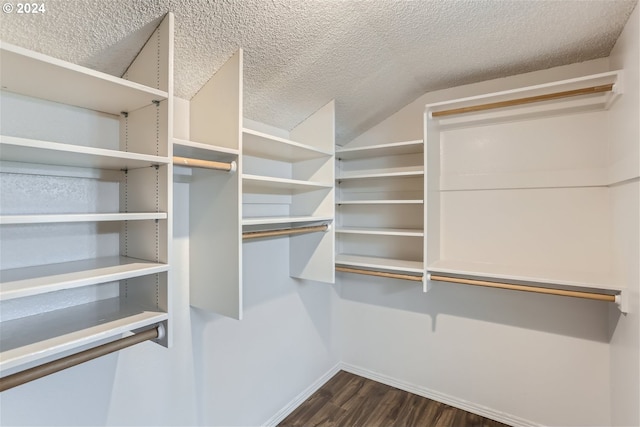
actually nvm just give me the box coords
[0,257,168,301]
[335,254,424,274]
[242,216,333,226]
[0,298,167,374]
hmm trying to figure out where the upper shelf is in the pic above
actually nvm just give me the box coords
[336,140,423,160]
[0,135,169,170]
[337,166,424,180]
[0,41,167,115]
[426,71,622,127]
[242,128,332,162]
[0,212,167,225]
[173,138,238,163]
[242,215,333,226]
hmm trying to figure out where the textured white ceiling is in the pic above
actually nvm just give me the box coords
[0,0,636,144]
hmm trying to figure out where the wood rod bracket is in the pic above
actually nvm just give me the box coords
[336,266,424,282]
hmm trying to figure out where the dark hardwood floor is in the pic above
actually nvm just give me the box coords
[279,371,511,427]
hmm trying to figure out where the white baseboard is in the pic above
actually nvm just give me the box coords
[262,362,342,427]
[340,363,543,427]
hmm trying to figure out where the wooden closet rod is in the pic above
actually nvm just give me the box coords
[428,274,616,302]
[243,224,329,240]
[173,156,236,172]
[431,84,614,117]
[0,326,162,392]
[336,266,423,282]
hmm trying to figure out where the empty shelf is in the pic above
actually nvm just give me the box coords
[173,138,238,163]
[336,227,424,237]
[242,128,332,161]
[0,135,169,170]
[427,259,619,292]
[0,298,167,374]
[242,216,333,226]
[0,212,167,224]
[337,166,424,180]
[0,257,168,301]
[1,42,167,115]
[243,174,332,194]
[336,140,423,160]
[337,200,423,205]
[336,254,424,274]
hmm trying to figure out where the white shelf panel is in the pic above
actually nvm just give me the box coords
[0,298,167,374]
[427,259,619,293]
[336,254,424,273]
[243,174,332,194]
[242,216,333,226]
[336,227,424,237]
[337,165,424,180]
[0,257,168,301]
[0,135,169,170]
[173,138,238,162]
[0,212,167,225]
[336,140,423,160]
[243,128,332,161]
[337,200,424,205]
[1,42,167,115]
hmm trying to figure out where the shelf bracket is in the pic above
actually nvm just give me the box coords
[615,291,628,314]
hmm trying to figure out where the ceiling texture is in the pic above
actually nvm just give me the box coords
[0,0,637,144]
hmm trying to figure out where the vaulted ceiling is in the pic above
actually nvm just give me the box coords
[1,0,636,144]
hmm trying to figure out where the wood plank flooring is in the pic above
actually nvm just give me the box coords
[279,371,511,427]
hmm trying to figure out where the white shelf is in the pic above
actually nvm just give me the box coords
[242,216,333,226]
[427,259,619,293]
[0,297,167,374]
[336,227,423,237]
[0,212,167,225]
[173,138,238,162]
[0,42,167,115]
[336,140,423,160]
[336,254,424,274]
[337,199,423,205]
[0,135,169,170]
[243,174,332,194]
[337,165,424,180]
[243,128,332,161]
[0,257,168,301]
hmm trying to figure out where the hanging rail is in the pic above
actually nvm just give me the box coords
[336,266,423,282]
[428,274,616,302]
[0,325,163,392]
[431,84,614,118]
[173,156,237,172]
[243,224,329,240]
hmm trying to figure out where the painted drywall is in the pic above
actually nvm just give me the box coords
[338,59,632,426]
[608,4,640,426]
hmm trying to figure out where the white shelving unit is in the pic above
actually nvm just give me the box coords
[335,140,425,284]
[183,49,335,320]
[0,14,174,377]
[425,71,630,307]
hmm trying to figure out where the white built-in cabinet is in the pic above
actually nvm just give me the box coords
[425,71,630,310]
[0,14,174,376]
[181,50,335,320]
[335,140,426,285]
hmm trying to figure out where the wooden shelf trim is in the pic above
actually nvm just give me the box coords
[428,274,617,302]
[431,84,614,117]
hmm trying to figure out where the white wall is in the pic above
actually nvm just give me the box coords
[339,60,627,426]
[608,4,640,427]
